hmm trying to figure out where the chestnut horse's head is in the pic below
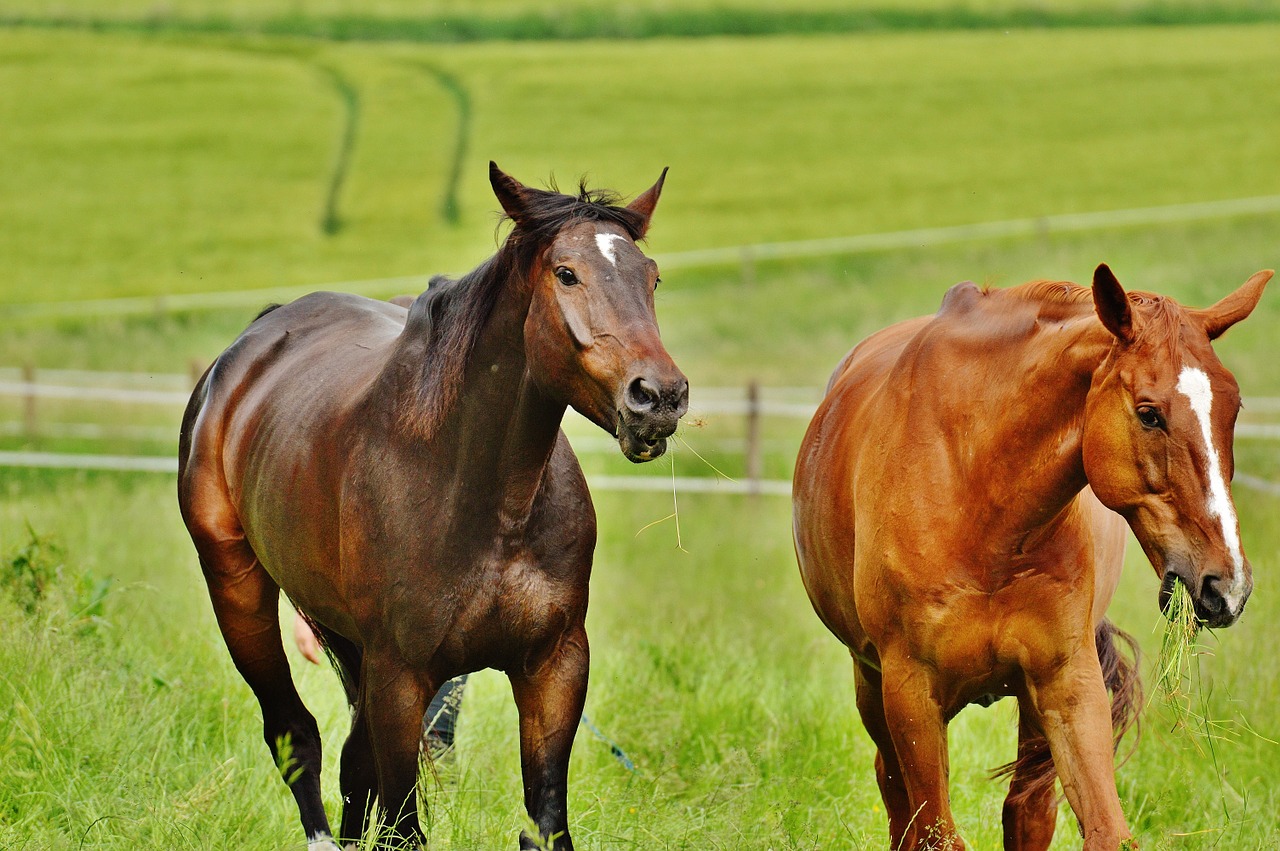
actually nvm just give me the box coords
[490,163,688,463]
[1083,263,1272,627]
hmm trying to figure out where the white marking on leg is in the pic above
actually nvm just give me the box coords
[1176,366,1246,603]
[595,232,626,268]
[307,835,343,851]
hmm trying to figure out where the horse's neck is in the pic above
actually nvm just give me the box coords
[462,314,566,529]
[415,270,566,533]
[939,314,1112,538]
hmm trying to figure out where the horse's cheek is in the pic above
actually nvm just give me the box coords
[1082,415,1143,508]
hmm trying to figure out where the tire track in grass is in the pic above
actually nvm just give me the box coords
[313,62,360,236]
[153,38,366,239]
[409,62,471,227]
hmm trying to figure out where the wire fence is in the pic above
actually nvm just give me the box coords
[2,368,1279,497]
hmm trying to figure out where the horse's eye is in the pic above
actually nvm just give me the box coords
[555,267,579,286]
[1136,406,1165,430]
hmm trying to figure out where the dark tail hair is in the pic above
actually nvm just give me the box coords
[994,618,1142,804]
[298,609,363,707]
[252,302,283,323]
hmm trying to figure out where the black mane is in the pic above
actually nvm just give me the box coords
[399,179,643,440]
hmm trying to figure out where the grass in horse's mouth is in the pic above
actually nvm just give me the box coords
[1155,580,1203,729]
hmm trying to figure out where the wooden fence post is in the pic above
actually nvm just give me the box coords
[189,359,206,388]
[22,362,38,438]
[746,380,761,498]
[739,246,756,287]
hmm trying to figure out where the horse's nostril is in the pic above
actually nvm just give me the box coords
[626,377,659,413]
[1200,575,1227,614]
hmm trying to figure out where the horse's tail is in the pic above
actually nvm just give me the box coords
[994,618,1142,804]
[299,610,363,707]
[1097,617,1143,764]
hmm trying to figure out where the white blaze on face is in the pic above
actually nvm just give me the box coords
[595,232,627,269]
[1176,366,1246,598]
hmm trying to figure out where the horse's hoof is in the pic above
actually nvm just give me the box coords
[306,837,343,851]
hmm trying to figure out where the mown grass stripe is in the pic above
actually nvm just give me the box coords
[411,62,472,226]
[7,193,1279,320]
[5,5,1280,43]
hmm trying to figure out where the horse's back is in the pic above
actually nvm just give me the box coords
[184,292,404,454]
[178,293,407,570]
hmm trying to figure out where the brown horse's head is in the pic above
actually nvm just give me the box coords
[1083,263,1272,627]
[490,163,688,463]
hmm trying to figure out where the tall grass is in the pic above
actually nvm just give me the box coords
[2,471,1278,848]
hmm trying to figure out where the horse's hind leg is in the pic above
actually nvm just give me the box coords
[1001,708,1058,851]
[854,660,912,848]
[302,622,378,845]
[196,537,336,847]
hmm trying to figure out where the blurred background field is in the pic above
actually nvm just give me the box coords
[2,5,1279,850]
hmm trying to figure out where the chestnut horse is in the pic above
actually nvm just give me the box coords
[178,164,688,850]
[794,264,1271,850]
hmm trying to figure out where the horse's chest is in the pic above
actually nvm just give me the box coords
[892,584,1076,698]
[438,551,582,673]
[496,556,575,629]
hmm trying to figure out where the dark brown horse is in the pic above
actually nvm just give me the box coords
[178,164,688,849]
[793,265,1270,850]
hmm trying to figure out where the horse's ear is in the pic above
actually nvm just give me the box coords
[1092,263,1135,344]
[626,167,668,238]
[489,161,528,223]
[1190,269,1273,340]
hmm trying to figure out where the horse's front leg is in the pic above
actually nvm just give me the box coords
[1025,647,1131,850]
[854,660,913,847]
[361,652,430,848]
[510,622,590,851]
[879,649,963,850]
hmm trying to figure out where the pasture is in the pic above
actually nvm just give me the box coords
[2,11,1280,850]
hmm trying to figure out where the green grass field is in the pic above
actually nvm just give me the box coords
[2,11,1279,851]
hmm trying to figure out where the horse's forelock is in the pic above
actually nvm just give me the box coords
[500,180,648,254]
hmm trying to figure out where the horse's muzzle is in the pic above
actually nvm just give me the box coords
[1159,568,1246,629]
[616,372,688,464]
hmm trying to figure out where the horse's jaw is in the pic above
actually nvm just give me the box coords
[617,418,668,463]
